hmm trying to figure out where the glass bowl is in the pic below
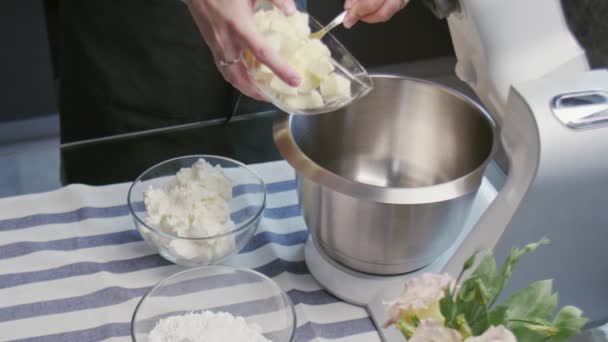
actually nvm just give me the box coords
[128,155,266,267]
[243,1,374,115]
[131,266,296,342]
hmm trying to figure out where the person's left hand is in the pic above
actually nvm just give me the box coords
[185,0,301,101]
[343,0,410,28]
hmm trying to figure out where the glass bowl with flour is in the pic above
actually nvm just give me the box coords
[131,266,295,342]
[128,155,266,267]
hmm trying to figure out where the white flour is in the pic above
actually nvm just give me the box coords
[143,159,236,263]
[148,311,271,342]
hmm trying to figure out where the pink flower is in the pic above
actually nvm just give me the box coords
[409,320,463,342]
[466,326,517,342]
[384,273,455,327]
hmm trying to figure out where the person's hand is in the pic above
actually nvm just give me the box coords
[343,0,410,28]
[185,0,301,101]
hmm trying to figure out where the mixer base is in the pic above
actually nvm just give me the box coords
[305,238,413,306]
[304,176,499,341]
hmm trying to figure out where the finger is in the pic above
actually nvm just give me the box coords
[233,20,300,87]
[360,0,408,23]
[344,0,385,28]
[186,1,221,49]
[344,0,355,9]
[268,0,297,15]
[234,60,268,101]
[343,11,359,29]
[223,40,268,101]
[352,0,386,16]
[229,65,268,101]
[217,63,262,101]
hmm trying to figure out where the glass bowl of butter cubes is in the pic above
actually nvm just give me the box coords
[128,155,266,268]
[243,1,374,115]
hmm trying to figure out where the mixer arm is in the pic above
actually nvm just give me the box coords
[423,0,589,126]
[441,83,541,277]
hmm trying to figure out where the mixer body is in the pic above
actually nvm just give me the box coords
[444,70,608,325]
[434,0,608,325]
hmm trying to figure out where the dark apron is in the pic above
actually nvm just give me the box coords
[57,0,306,184]
[57,0,231,143]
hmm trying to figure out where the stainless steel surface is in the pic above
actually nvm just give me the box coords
[552,91,608,129]
[274,75,496,274]
[310,11,346,40]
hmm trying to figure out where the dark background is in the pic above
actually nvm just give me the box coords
[0,0,605,186]
[0,0,605,128]
[0,0,455,125]
[309,0,454,66]
[0,0,56,122]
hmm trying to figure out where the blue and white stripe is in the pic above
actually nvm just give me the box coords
[0,161,380,342]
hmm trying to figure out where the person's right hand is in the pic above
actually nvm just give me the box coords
[343,0,410,28]
[185,0,301,101]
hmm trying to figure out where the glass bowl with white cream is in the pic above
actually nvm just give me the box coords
[243,1,374,115]
[128,155,266,267]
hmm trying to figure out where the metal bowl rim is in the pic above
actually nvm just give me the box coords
[273,74,498,204]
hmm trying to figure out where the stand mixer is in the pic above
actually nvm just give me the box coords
[277,1,608,340]
[440,0,608,329]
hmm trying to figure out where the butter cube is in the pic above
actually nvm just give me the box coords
[269,75,298,95]
[298,74,321,93]
[251,69,268,81]
[270,18,294,38]
[264,32,282,52]
[287,55,320,93]
[254,10,272,33]
[278,34,301,57]
[288,12,311,38]
[283,90,324,109]
[309,59,335,79]
[321,73,351,99]
[305,39,331,58]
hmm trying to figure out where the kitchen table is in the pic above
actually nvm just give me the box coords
[0,160,381,342]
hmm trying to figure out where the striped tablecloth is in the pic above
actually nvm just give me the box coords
[0,161,381,342]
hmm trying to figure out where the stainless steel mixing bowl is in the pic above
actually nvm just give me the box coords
[273,75,496,275]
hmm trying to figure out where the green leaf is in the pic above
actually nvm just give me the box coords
[500,280,557,322]
[505,318,553,342]
[440,287,458,329]
[468,281,492,335]
[551,306,588,340]
[451,253,499,336]
[487,304,508,326]
[447,239,556,341]
[395,317,418,339]
[499,239,549,283]
[463,251,479,272]
[455,276,491,335]
[455,314,474,339]
[498,280,558,341]
[518,323,555,342]
[496,239,551,306]
[455,250,480,286]
[470,255,498,304]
